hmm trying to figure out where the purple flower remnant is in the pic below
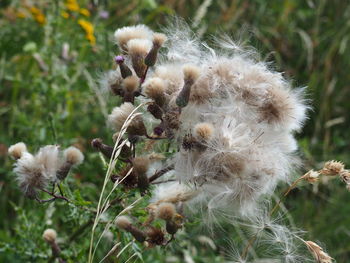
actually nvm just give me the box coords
[99,10,109,19]
[115,55,125,65]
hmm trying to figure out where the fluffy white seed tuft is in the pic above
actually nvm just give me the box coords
[156,202,176,221]
[43,228,57,243]
[8,142,27,160]
[152,33,167,47]
[127,39,152,56]
[114,25,153,51]
[108,102,135,131]
[115,215,132,230]
[63,146,84,165]
[193,122,214,141]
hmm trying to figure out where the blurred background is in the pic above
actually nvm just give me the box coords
[1,0,350,262]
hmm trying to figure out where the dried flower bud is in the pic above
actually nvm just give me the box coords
[115,215,132,230]
[176,65,200,108]
[142,77,166,107]
[305,240,333,263]
[156,202,176,221]
[147,103,163,120]
[43,229,57,243]
[56,146,84,181]
[193,122,214,142]
[122,75,139,103]
[115,216,146,242]
[146,227,165,246]
[115,55,132,79]
[8,142,27,160]
[132,157,150,192]
[127,39,152,78]
[321,160,345,176]
[144,33,167,67]
[108,102,147,137]
[91,138,114,158]
[303,170,320,183]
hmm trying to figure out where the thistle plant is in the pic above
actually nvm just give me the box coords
[8,19,349,263]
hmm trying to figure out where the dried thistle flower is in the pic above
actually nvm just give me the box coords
[321,160,345,176]
[145,33,167,67]
[13,146,60,198]
[156,202,176,221]
[122,75,139,103]
[176,64,200,107]
[132,156,150,192]
[142,77,166,107]
[56,146,84,181]
[114,25,153,51]
[304,240,333,263]
[63,146,84,166]
[108,102,147,136]
[127,39,152,78]
[43,228,57,243]
[8,142,27,160]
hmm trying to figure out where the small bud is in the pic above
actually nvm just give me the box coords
[8,142,27,160]
[115,55,132,78]
[303,170,320,183]
[166,221,180,235]
[43,228,61,258]
[144,33,167,67]
[176,64,200,108]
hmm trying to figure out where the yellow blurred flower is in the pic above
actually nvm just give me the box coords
[28,6,46,25]
[78,19,96,45]
[16,11,26,19]
[61,11,70,19]
[65,0,80,12]
[79,8,90,17]
[86,33,96,45]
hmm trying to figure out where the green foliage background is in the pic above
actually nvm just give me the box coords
[1,0,350,262]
